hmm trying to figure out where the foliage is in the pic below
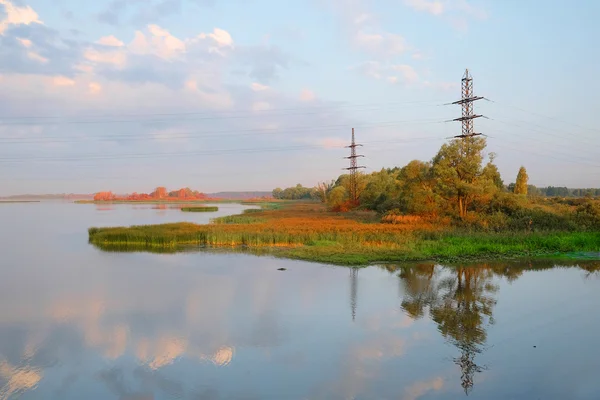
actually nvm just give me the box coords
[272,184,319,200]
[93,186,209,202]
[514,167,529,195]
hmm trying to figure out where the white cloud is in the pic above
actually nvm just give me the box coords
[0,0,43,34]
[251,82,269,92]
[391,64,419,83]
[252,101,271,112]
[299,89,316,102]
[355,30,406,56]
[84,48,127,67]
[97,35,124,47]
[88,82,102,94]
[53,76,75,87]
[198,28,234,48]
[404,0,444,16]
[130,25,186,60]
[17,38,32,48]
[403,0,487,30]
[27,51,47,63]
[194,28,234,56]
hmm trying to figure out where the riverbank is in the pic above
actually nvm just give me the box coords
[87,202,600,265]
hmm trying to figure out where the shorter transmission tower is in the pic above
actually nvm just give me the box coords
[451,69,485,139]
[344,128,365,203]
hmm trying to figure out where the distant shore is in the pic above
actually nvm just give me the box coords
[76,199,246,204]
[88,202,600,265]
[0,200,41,203]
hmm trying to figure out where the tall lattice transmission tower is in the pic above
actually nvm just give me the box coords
[451,69,485,138]
[344,128,365,204]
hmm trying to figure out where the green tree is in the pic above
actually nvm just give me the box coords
[514,166,528,195]
[327,186,347,209]
[482,153,504,190]
[398,160,438,215]
[272,188,283,199]
[432,137,489,219]
[359,169,401,211]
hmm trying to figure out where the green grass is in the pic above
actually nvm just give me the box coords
[181,206,219,212]
[88,222,600,266]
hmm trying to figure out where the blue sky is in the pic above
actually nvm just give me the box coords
[0,0,598,195]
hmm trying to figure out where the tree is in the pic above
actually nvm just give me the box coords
[152,187,168,199]
[315,180,335,203]
[432,137,490,219]
[272,188,283,199]
[398,160,438,215]
[327,186,348,210]
[94,191,114,201]
[482,153,504,190]
[359,169,401,211]
[514,167,528,195]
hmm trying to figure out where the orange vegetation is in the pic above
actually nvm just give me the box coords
[94,186,216,202]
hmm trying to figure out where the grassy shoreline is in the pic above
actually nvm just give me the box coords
[88,202,600,265]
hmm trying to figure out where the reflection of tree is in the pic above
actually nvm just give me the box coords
[398,264,499,395]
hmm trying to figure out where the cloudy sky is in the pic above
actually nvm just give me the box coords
[0,0,598,195]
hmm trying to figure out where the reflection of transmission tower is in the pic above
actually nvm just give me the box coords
[344,128,365,204]
[451,69,485,139]
[350,268,358,321]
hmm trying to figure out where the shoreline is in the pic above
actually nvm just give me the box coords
[87,202,600,266]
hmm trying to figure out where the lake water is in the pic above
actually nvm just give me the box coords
[1,202,599,400]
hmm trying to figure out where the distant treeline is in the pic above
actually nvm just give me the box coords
[272,185,320,200]
[524,186,600,197]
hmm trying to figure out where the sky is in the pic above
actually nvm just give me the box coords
[0,0,599,195]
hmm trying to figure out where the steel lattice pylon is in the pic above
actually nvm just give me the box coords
[451,69,485,138]
[344,128,365,203]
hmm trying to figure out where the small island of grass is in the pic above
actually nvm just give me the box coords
[88,202,600,265]
[181,206,219,212]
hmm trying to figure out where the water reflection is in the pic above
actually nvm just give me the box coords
[1,252,599,399]
[389,260,600,396]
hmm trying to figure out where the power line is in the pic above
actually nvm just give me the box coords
[0,118,444,143]
[0,136,440,164]
[485,98,600,135]
[0,100,447,126]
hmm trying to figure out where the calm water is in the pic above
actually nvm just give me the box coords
[1,202,599,400]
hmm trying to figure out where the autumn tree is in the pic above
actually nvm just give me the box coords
[514,166,528,195]
[432,137,494,219]
[152,187,168,199]
[94,191,115,201]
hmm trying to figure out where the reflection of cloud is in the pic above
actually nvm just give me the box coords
[0,360,42,400]
[136,336,234,370]
[200,346,234,367]
[403,376,444,400]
